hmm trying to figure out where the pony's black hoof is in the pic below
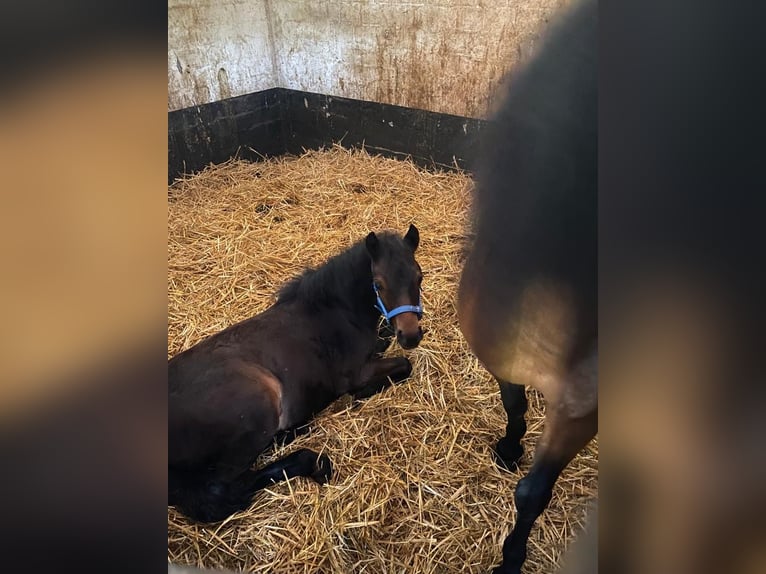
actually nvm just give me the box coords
[493,438,523,472]
[311,453,333,484]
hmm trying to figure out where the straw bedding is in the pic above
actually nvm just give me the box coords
[167,146,598,573]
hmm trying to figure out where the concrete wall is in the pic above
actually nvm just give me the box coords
[168,0,276,111]
[168,0,571,118]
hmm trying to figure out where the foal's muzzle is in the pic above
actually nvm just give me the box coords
[394,313,423,350]
[372,282,424,349]
[397,326,423,350]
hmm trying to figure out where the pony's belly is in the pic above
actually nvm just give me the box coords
[459,276,583,404]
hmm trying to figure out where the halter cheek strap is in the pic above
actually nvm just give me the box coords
[373,282,423,322]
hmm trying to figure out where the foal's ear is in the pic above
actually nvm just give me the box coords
[403,224,419,251]
[365,231,380,260]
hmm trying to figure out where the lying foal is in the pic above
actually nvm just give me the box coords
[169,225,424,522]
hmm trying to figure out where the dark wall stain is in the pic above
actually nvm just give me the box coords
[218,68,231,100]
[351,0,572,118]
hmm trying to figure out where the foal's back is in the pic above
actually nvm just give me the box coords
[168,300,342,466]
[168,311,288,471]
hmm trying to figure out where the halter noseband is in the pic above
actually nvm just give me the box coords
[373,282,423,323]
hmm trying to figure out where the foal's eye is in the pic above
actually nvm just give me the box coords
[374,280,384,291]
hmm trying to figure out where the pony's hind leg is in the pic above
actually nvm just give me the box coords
[493,407,597,574]
[494,380,529,471]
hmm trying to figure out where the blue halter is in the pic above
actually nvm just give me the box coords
[373,282,423,323]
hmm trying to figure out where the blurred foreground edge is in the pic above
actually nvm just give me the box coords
[0,342,167,573]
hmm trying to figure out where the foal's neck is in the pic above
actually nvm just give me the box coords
[279,241,379,328]
[327,243,378,321]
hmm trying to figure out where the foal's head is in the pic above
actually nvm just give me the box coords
[366,224,424,350]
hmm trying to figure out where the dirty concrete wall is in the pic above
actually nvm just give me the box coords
[168,0,276,111]
[168,0,571,118]
[270,0,570,118]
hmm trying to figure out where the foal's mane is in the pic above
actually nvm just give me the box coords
[276,232,403,312]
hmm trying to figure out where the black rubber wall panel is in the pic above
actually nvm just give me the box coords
[168,88,488,183]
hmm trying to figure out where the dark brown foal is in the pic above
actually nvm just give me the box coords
[169,225,424,523]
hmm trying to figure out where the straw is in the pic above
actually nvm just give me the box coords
[168,145,598,573]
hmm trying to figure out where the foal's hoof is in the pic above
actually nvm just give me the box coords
[395,357,413,383]
[311,453,333,484]
[493,438,523,472]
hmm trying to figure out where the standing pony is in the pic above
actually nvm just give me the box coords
[169,225,424,523]
[457,1,596,572]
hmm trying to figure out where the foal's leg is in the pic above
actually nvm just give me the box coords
[493,407,597,574]
[272,423,312,448]
[352,357,413,400]
[494,380,529,471]
[373,321,396,356]
[190,448,332,523]
[242,448,332,492]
